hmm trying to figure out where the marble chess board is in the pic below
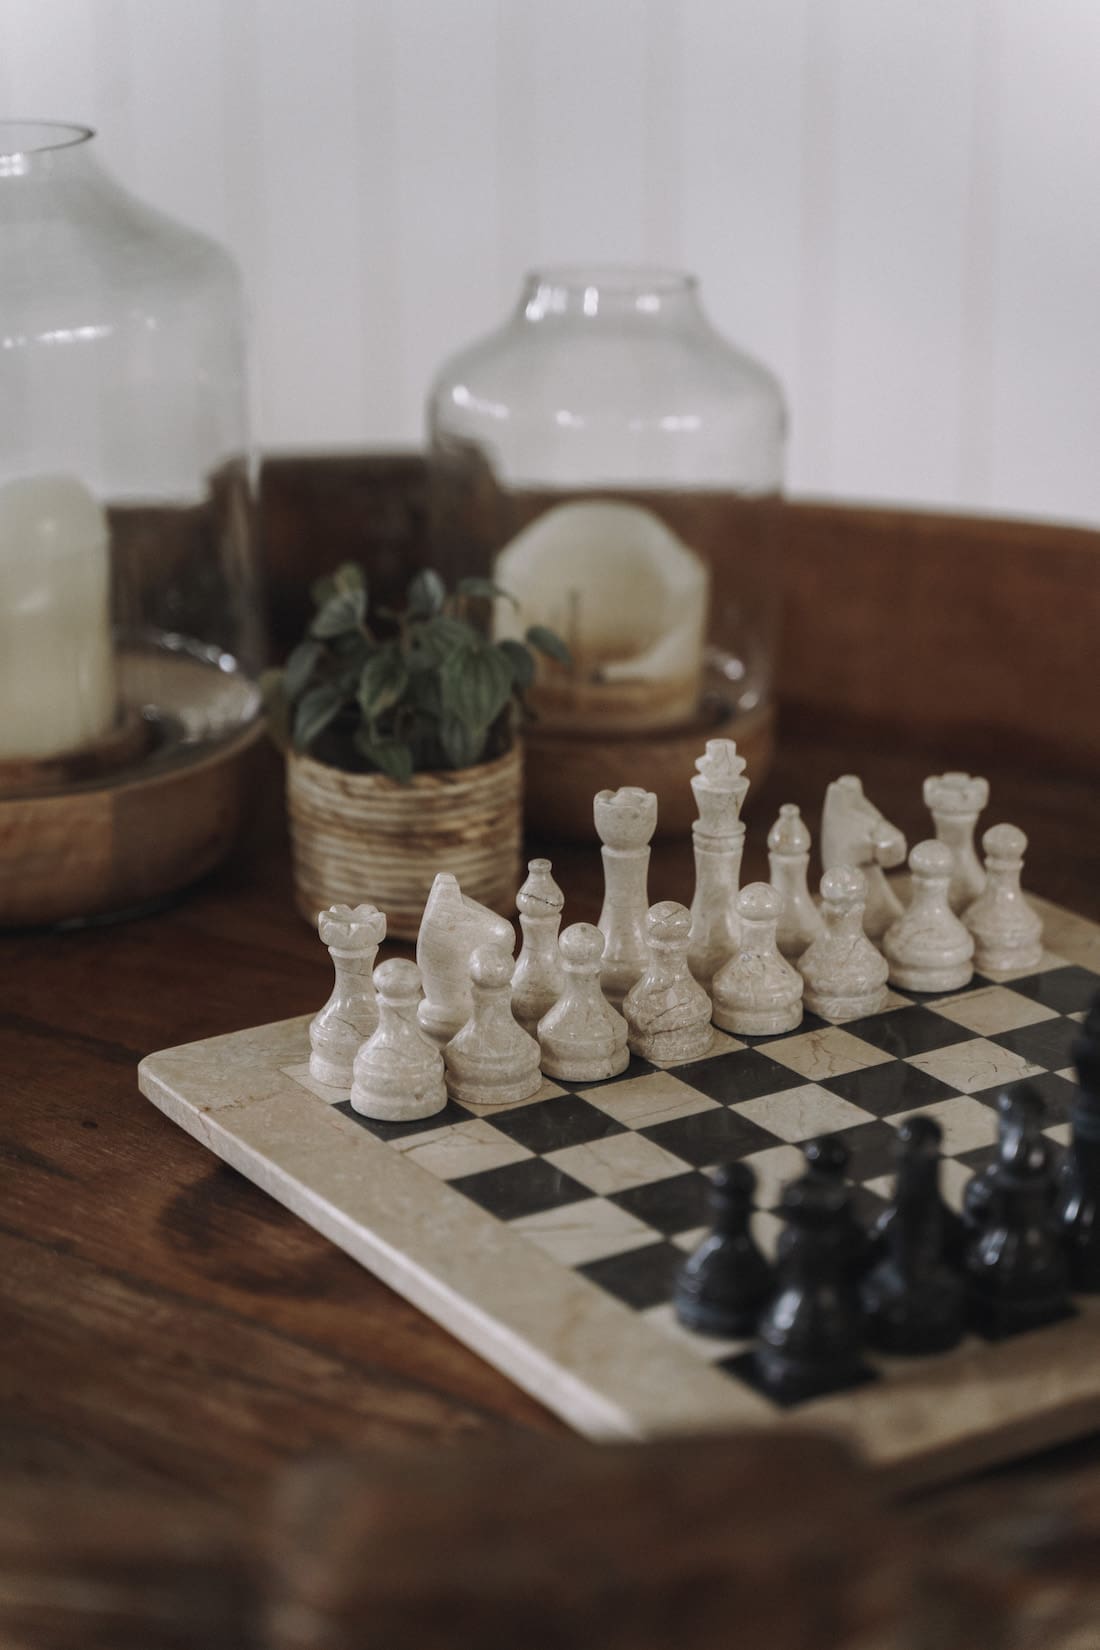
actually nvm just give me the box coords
[139,895,1100,1491]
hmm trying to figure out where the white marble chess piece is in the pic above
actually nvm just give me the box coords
[821,775,907,941]
[924,771,989,913]
[309,903,387,1089]
[712,883,804,1037]
[963,823,1043,975]
[444,943,543,1107]
[623,901,714,1065]
[538,922,630,1083]
[595,786,659,1007]
[798,867,889,1022]
[511,858,566,1035]
[883,840,974,993]
[416,871,514,1045]
[350,958,447,1121]
[767,803,824,960]
[687,739,749,990]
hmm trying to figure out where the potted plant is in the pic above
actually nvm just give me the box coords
[264,564,569,939]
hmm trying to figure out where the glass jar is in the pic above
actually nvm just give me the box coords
[427,268,785,803]
[0,122,262,924]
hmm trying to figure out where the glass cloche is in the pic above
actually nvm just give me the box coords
[0,122,262,924]
[426,268,786,834]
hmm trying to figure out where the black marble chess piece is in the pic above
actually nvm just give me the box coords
[870,1115,966,1269]
[966,1103,1070,1338]
[1055,997,1100,1291]
[963,1085,1051,1232]
[861,1117,965,1355]
[673,1162,773,1338]
[782,1135,870,1279]
[753,1174,864,1402]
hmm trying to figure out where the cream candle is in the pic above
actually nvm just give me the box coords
[0,474,116,760]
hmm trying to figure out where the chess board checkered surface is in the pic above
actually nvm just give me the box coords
[139,896,1100,1490]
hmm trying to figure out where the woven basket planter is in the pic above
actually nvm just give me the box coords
[286,742,523,941]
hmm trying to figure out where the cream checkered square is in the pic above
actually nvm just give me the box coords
[933,985,1058,1036]
[580,1071,719,1129]
[388,1117,532,1178]
[733,1083,875,1142]
[764,1026,894,1080]
[906,1039,1041,1094]
[545,1131,689,1195]
[508,1197,655,1267]
[885,1095,999,1156]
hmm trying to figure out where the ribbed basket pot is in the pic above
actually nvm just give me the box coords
[286,742,523,941]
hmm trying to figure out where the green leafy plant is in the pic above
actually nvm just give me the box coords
[263,564,570,783]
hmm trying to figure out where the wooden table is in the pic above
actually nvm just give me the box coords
[3,478,1099,1646]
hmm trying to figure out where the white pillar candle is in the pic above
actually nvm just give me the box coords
[0,474,116,761]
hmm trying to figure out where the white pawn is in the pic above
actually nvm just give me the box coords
[883,840,974,994]
[350,958,447,1121]
[687,739,749,990]
[924,771,989,912]
[416,871,514,1045]
[444,943,543,1107]
[511,858,566,1035]
[538,923,629,1083]
[767,804,824,960]
[595,786,658,1007]
[623,901,714,1066]
[712,884,803,1037]
[798,867,888,1022]
[964,824,1043,976]
[309,903,387,1089]
[821,775,907,940]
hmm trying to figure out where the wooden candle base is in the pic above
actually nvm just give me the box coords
[0,646,263,927]
[523,699,774,840]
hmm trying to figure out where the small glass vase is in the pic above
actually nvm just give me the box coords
[0,122,262,924]
[426,267,785,832]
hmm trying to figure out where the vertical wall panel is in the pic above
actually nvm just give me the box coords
[987,0,1100,524]
[388,0,501,441]
[825,0,980,505]
[679,1,809,478]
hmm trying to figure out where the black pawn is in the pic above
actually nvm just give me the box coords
[1056,996,1100,1291]
[781,1135,869,1279]
[753,1174,864,1403]
[674,1162,773,1338]
[966,1110,1070,1338]
[963,1085,1051,1232]
[870,1115,966,1269]
[861,1116,965,1355]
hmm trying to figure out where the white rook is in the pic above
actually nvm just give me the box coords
[0,474,115,760]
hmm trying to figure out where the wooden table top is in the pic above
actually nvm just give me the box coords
[4,718,1100,1515]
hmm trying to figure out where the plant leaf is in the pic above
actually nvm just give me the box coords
[355,728,414,783]
[406,567,446,619]
[496,638,535,693]
[457,575,518,608]
[440,640,514,734]
[310,586,366,639]
[292,682,346,751]
[525,624,572,667]
[409,613,477,667]
[440,714,487,769]
[283,638,323,701]
[358,645,409,719]
[333,562,366,594]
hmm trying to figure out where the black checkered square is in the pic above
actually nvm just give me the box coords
[989,1017,1079,1072]
[609,1170,711,1237]
[971,1070,1081,1128]
[579,1241,685,1310]
[488,1093,626,1153]
[1009,966,1099,1016]
[820,1059,959,1118]
[674,1047,809,1105]
[450,1157,590,1220]
[841,1004,972,1059]
[639,1106,778,1169]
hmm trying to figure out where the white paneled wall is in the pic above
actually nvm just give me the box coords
[2,0,1099,522]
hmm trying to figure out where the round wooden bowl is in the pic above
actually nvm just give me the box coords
[0,721,263,927]
[287,743,523,941]
[523,700,774,840]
